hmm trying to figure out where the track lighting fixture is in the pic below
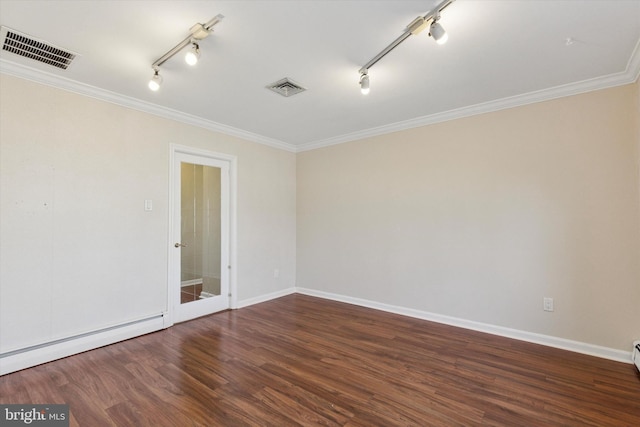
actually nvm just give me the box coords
[429,16,448,44]
[359,72,370,95]
[148,69,162,91]
[357,0,455,93]
[147,14,223,91]
[184,42,200,66]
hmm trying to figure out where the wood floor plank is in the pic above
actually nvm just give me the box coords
[1,294,639,426]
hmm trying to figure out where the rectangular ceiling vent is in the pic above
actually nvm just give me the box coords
[1,26,78,70]
[266,77,307,97]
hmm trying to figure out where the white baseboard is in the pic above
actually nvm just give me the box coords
[236,287,296,309]
[0,315,166,375]
[2,288,631,376]
[295,287,633,364]
[181,278,203,287]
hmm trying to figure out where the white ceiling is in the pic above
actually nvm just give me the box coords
[1,0,639,151]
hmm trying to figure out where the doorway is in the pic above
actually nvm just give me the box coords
[168,145,236,324]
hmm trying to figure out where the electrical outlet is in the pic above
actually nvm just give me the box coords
[273,268,280,279]
[543,297,554,312]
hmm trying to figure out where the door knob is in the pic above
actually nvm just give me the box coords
[174,243,187,248]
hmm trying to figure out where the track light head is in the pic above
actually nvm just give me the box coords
[355,0,455,94]
[148,15,223,90]
[148,69,162,91]
[359,72,370,95]
[185,43,200,66]
[429,20,448,44]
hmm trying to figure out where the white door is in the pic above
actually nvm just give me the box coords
[169,146,232,323]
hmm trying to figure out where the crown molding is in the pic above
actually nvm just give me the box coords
[626,37,640,83]
[0,59,297,153]
[297,38,640,153]
[3,36,639,155]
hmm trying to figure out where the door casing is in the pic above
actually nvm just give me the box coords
[166,144,237,327]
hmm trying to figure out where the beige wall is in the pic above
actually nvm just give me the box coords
[637,81,640,220]
[297,82,640,352]
[1,70,638,356]
[0,74,296,353]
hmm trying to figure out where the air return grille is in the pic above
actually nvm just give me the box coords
[1,26,77,70]
[266,77,306,97]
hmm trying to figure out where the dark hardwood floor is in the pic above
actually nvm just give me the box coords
[1,294,639,426]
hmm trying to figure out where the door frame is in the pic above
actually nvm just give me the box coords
[165,144,237,328]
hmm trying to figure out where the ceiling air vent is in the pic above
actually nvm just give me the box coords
[1,26,78,70]
[266,77,307,97]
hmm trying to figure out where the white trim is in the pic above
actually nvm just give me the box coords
[229,160,239,310]
[0,315,165,375]
[236,287,296,309]
[296,39,640,152]
[0,288,632,375]
[181,278,203,287]
[168,144,237,323]
[3,38,639,154]
[0,59,296,153]
[165,146,177,328]
[625,38,640,83]
[199,291,217,299]
[295,288,633,364]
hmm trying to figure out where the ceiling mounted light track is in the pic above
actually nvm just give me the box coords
[358,0,454,94]
[148,14,223,91]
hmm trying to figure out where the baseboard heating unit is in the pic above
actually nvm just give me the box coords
[633,341,640,372]
[0,314,166,375]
